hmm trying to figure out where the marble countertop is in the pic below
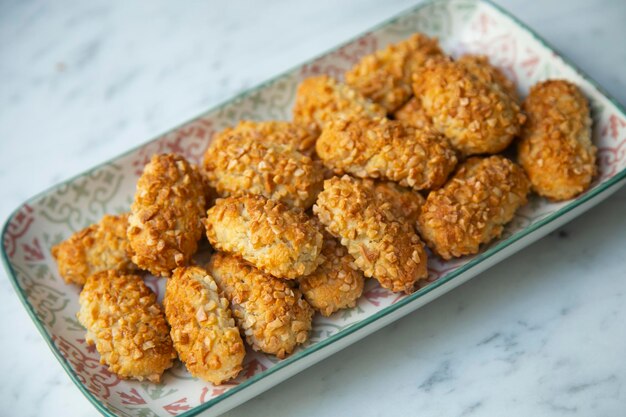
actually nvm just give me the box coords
[2,0,625,416]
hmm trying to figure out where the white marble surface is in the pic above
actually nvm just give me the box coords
[1,0,625,416]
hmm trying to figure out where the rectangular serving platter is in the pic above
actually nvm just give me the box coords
[3,0,626,416]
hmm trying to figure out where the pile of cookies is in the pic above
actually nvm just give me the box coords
[51,32,597,385]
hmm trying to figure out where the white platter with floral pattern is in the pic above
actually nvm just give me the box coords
[3,0,626,416]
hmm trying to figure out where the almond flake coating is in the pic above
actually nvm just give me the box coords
[164,266,244,384]
[366,179,425,225]
[345,33,443,113]
[413,57,525,156]
[313,175,428,293]
[203,123,323,209]
[51,213,137,286]
[417,156,530,260]
[127,154,206,277]
[211,120,317,155]
[298,232,365,317]
[204,195,323,279]
[292,75,386,134]
[393,97,434,130]
[77,271,176,382]
[518,80,597,200]
[457,54,520,102]
[207,252,313,358]
[316,117,457,191]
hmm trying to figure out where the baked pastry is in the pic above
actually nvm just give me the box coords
[207,252,313,358]
[413,57,525,155]
[316,117,457,191]
[127,154,206,277]
[203,122,323,209]
[77,271,175,382]
[51,213,136,286]
[392,97,434,130]
[457,54,519,102]
[417,156,530,259]
[314,175,428,293]
[292,75,386,134]
[518,79,596,200]
[204,195,323,279]
[298,231,365,316]
[163,266,245,384]
[345,33,443,112]
[366,179,425,225]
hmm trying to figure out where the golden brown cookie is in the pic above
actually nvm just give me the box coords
[204,195,323,279]
[203,123,323,210]
[127,154,206,277]
[392,97,434,130]
[314,175,428,293]
[77,271,175,382]
[51,213,136,286]
[316,117,457,191]
[292,75,386,134]
[413,57,525,155]
[417,156,530,259]
[518,80,596,200]
[207,252,313,358]
[163,266,245,385]
[345,33,443,112]
[298,233,365,317]
[457,54,519,102]
[366,179,425,225]
[212,120,317,155]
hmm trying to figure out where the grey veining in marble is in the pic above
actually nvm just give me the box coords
[1,1,625,416]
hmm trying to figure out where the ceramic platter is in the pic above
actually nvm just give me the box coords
[3,0,626,416]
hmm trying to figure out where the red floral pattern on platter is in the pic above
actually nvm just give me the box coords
[198,387,211,405]
[520,47,541,78]
[119,388,147,406]
[363,285,393,307]
[241,358,268,380]
[163,398,191,415]
[3,204,34,259]
[603,114,626,140]
[201,382,238,401]
[472,11,497,35]
[597,114,626,180]
[23,237,45,262]
[54,336,121,400]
